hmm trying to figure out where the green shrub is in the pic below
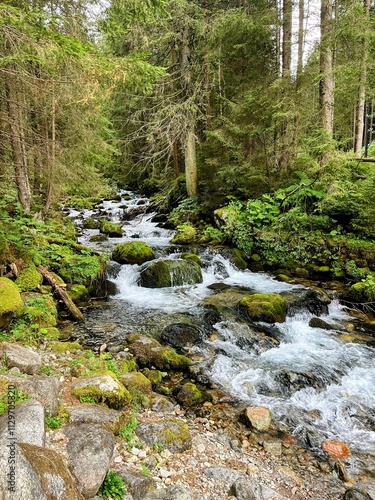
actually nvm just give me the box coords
[98,471,126,500]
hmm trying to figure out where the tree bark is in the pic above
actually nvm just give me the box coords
[185,127,198,196]
[354,0,370,156]
[319,0,335,138]
[282,0,292,78]
[297,0,304,78]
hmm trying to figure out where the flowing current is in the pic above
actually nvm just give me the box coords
[70,191,375,476]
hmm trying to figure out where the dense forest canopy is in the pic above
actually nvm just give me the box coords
[1,0,375,245]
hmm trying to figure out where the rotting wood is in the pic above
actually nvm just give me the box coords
[38,265,85,322]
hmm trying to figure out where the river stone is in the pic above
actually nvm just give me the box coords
[0,399,45,447]
[71,373,131,409]
[64,424,115,498]
[151,396,175,414]
[242,406,272,432]
[161,323,205,348]
[112,241,155,265]
[20,375,60,416]
[308,317,336,330]
[280,287,330,316]
[0,442,84,500]
[239,294,287,323]
[228,476,258,500]
[136,418,192,452]
[139,259,203,288]
[322,440,351,459]
[118,470,156,499]
[0,341,42,375]
[144,484,193,500]
[345,480,375,499]
[66,405,127,434]
[176,382,204,406]
[119,372,152,394]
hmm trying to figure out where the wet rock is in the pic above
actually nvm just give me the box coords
[139,259,202,288]
[161,323,205,348]
[136,418,192,452]
[345,480,375,499]
[64,424,115,498]
[202,304,222,328]
[144,484,193,500]
[0,399,45,447]
[0,442,84,500]
[0,342,42,375]
[281,287,330,316]
[71,373,131,409]
[274,367,341,396]
[119,372,153,394]
[181,253,203,266]
[309,317,336,330]
[204,289,247,313]
[119,470,156,499]
[66,405,127,434]
[112,241,155,265]
[83,218,100,229]
[100,220,123,237]
[239,294,287,323]
[126,333,191,372]
[242,406,272,432]
[322,440,351,459]
[67,284,89,305]
[170,225,197,245]
[176,382,204,406]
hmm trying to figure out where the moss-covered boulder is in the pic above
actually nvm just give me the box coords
[89,235,108,243]
[112,241,155,265]
[0,277,22,327]
[170,225,197,245]
[239,293,287,323]
[83,218,100,229]
[71,372,131,409]
[126,334,191,372]
[139,259,202,288]
[21,293,57,327]
[67,284,90,304]
[143,369,163,386]
[100,220,123,237]
[213,206,231,228]
[136,418,192,452]
[176,382,204,406]
[58,254,105,286]
[15,265,43,291]
[50,341,83,353]
[119,372,152,394]
[181,253,203,267]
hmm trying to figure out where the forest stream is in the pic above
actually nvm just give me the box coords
[67,191,375,481]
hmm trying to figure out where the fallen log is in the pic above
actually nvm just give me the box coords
[38,265,85,323]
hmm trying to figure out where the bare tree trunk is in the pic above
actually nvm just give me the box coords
[171,46,180,177]
[354,0,370,156]
[276,0,281,77]
[5,74,31,212]
[297,0,304,78]
[44,90,56,214]
[282,0,292,78]
[319,0,335,138]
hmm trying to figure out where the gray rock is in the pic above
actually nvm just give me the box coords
[0,442,84,499]
[144,484,193,500]
[345,480,375,500]
[0,399,45,447]
[229,477,258,500]
[0,342,41,375]
[64,424,115,499]
[71,373,130,409]
[161,323,205,348]
[151,396,175,414]
[119,470,156,500]
[66,405,127,434]
[20,375,60,416]
[139,259,203,288]
[204,466,242,484]
[136,418,192,453]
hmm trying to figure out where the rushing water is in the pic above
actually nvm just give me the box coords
[69,191,375,476]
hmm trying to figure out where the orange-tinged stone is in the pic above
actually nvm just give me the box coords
[322,441,351,459]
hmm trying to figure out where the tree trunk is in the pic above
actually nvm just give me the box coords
[297,0,304,78]
[319,0,335,138]
[354,0,370,156]
[282,0,292,78]
[185,127,198,197]
[5,74,31,212]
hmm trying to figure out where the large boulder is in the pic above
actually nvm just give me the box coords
[66,405,127,434]
[139,259,202,288]
[239,294,287,323]
[0,399,45,447]
[161,323,205,349]
[136,418,192,453]
[112,241,155,265]
[0,277,22,328]
[280,287,331,316]
[170,225,197,245]
[71,373,131,409]
[100,220,123,237]
[15,265,43,291]
[0,342,42,375]
[119,470,156,500]
[64,424,115,498]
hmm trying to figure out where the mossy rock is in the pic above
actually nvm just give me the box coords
[136,418,192,453]
[213,206,230,228]
[71,372,131,409]
[139,259,202,288]
[58,254,105,286]
[50,341,83,353]
[83,218,100,229]
[117,356,138,373]
[0,234,13,264]
[143,369,163,386]
[21,293,57,327]
[112,241,155,265]
[15,265,43,291]
[126,334,191,372]
[181,253,203,267]
[239,293,287,323]
[341,282,373,303]
[67,284,89,304]
[100,220,123,237]
[231,248,248,270]
[294,267,309,278]
[170,225,197,245]
[176,382,204,406]
[0,277,22,327]
[119,372,152,394]
[89,235,108,243]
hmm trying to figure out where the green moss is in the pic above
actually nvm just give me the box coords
[181,253,203,266]
[239,293,287,323]
[15,266,43,291]
[50,341,83,353]
[139,259,203,288]
[143,369,163,386]
[231,248,247,270]
[112,241,155,265]
[170,225,197,245]
[177,382,203,406]
[20,294,57,327]
[0,277,22,316]
[83,218,100,229]
[67,284,89,304]
[58,254,105,286]
[100,220,123,237]
[117,357,138,373]
[119,372,152,394]
[89,235,108,242]
[71,372,131,409]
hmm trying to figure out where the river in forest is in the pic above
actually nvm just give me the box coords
[67,191,375,479]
